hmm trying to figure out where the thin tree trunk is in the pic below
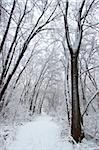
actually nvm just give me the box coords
[64,63,70,125]
[0,0,16,53]
[71,53,83,142]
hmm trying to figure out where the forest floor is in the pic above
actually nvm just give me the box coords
[0,113,99,150]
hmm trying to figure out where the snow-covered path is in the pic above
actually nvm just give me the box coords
[8,115,73,150]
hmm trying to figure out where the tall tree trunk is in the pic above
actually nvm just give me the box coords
[71,53,83,142]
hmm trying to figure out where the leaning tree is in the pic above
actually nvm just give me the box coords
[0,0,58,111]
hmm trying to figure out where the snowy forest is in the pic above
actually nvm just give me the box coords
[0,0,99,149]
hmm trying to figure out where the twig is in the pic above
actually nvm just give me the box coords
[82,90,99,117]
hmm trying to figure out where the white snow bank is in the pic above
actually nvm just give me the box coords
[7,114,73,150]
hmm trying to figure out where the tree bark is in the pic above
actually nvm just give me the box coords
[71,53,83,142]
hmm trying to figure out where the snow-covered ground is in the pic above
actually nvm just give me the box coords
[7,114,73,150]
[0,114,99,150]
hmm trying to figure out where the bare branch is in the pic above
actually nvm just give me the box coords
[81,0,96,25]
[80,65,99,76]
[82,90,99,117]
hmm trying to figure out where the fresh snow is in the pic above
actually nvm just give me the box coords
[1,114,99,150]
[7,114,73,150]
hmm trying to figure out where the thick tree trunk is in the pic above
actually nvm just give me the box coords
[71,53,83,142]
